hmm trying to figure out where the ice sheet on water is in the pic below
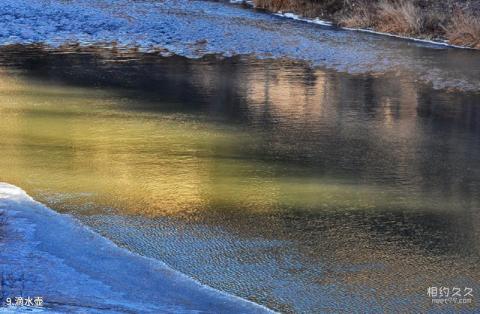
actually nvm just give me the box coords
[0,183,273,313]
[1,0,479,91]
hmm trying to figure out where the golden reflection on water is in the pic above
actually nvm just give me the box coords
[0,64,474,218]
[0,72,229,215]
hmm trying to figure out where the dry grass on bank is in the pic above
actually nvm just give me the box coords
[340,1,447,37]
[447,11,480,48]
[253,0,480,48]
[339,1,375,29]
[375,0,424,35]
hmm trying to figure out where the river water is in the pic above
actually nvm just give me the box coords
[0,47,479,313]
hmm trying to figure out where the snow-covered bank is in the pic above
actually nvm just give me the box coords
[0,183,273,313]
[1,0,480,92]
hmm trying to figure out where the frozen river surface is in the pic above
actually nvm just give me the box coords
[1,0,480,91]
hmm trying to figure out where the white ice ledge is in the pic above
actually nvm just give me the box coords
[0,183,274,313]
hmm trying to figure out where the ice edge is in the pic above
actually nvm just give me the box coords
[0,182,276,313]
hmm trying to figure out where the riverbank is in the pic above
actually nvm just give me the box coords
[251,0,480,49]
[0,183,273,313]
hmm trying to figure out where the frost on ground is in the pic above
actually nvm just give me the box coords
[0,183,272,313]
[0,0,479,91]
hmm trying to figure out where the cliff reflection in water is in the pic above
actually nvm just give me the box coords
[0,47,479,313]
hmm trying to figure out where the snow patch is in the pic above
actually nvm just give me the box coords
[275,12,333,27]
